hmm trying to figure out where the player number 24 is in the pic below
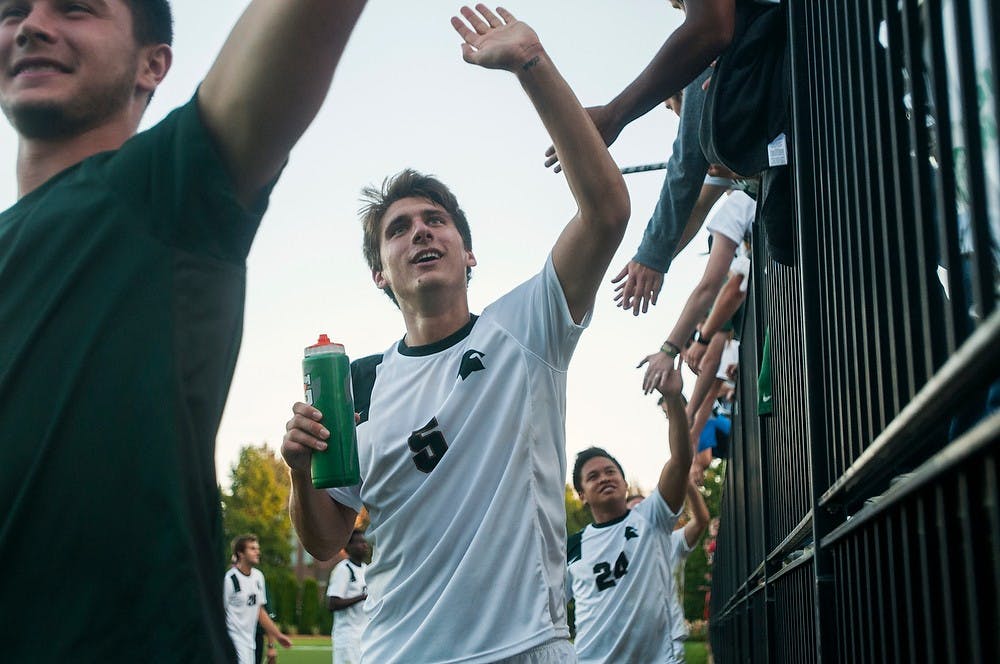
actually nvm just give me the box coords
[593,552,630,591]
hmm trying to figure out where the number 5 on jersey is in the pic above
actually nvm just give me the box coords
[408,418,449,473]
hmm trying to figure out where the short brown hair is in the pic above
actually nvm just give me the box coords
[231,534,258,561]
[359,169,473,305]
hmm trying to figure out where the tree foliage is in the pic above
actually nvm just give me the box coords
[683,460,725,621]
[222,444,293,575]
[565,485,592,535]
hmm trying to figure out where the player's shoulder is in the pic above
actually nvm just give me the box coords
[351,353,384,423]
[567,528,587,565]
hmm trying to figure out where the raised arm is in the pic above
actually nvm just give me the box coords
[594,0,734,147]
[639,231,736,394]
[654,367,692,513]
[452,5,630,323]
[198,0,367,207]
[683,479,711,548]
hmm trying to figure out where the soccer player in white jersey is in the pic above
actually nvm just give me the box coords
[280,5,630,663]
[566,367,693,664]
[327,529,370,664]
[665,476,712,659]
[224,536,292,664]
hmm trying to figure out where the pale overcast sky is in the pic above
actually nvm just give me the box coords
[0,1,723,493]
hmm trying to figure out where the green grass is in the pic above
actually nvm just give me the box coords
[275,636,710,664]
[269,636,332,664]
[685,639,710,664]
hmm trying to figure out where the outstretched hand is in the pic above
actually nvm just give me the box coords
[638,350,681,396]
[612,260,664,315]
[451,5,541,72]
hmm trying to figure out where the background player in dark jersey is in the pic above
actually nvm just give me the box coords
[567,366,692,663]
[0,0,367,659]
[281,6,631,662]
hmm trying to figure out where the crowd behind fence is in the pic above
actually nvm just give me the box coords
[710,1,999,662]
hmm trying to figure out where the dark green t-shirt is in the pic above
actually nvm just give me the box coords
[0,96,270,662]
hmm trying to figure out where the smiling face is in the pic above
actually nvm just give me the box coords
[0,0,163,138]
[578,456,628,514]
[372,196,477,308]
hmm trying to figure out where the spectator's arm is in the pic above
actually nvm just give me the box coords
[600,0,735,141]
[671,183,730,259]
[198,0,367,207]
[665,232,738,349]
[700,270,747,340]
[683,481,711,548]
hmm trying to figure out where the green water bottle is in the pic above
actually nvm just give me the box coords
[303,334,360,488]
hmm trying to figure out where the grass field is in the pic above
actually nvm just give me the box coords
[275,636,711,663]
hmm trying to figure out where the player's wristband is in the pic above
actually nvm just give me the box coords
[695,331,712,346]
[660,341,680,358]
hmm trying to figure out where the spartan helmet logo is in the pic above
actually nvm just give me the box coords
[458,350,487,380]
[625,526,639,541]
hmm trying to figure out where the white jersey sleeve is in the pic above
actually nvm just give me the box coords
[706,190,756,245]
[483,254,590,371]
[633,490,683,532]
[669,528,697,568]
[327,560,351,598]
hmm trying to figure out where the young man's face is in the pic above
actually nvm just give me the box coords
[345,533,369,561]
[578,456,628,511]
[239,541,261,566]
[373,196,477,306]
[0,0,151,138]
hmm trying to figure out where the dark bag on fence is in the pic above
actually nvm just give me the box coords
[700,1,789,177]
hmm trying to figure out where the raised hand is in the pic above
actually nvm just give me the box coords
[451,5,541,72]
[638,350,679,396]
[612,260,664,316]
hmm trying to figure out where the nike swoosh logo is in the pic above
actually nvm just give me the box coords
[762,395,772,402]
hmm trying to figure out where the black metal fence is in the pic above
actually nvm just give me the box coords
[710,1,999,661]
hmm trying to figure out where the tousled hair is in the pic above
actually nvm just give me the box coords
[124,0,174,46]
[231,534,258,561]
[572,447,626,494]
[359,169,473,305]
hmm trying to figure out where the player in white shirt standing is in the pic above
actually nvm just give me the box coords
[664,476,712,660]
[327,530,370,664]
[566,367,693,664]
[224,536,292,664]
[280,6,630,663]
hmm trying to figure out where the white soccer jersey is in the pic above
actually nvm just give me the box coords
[329,257,588,664]
[567,493,682,664]
[224,567,266,653]
[328,559,368,658]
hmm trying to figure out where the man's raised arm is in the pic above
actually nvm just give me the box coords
[451,5,631,323]
[198,0,367,207]
[654,370,692,513]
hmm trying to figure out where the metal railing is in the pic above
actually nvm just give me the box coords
[709,1,999,661]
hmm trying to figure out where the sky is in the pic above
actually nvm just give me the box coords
[0,1,721,493]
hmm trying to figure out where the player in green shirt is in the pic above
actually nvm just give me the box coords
[0,1,366,660]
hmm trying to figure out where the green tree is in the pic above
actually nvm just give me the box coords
[683,460,725,621]
[299,577,322,635]
[222,444,293,576]
[565,485,592,535]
